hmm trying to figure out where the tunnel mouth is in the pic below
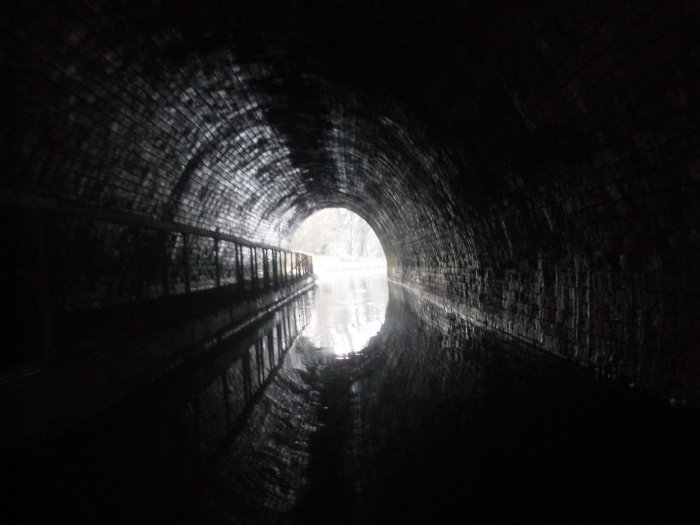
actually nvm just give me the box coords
[289,207,388,277]
[290,208,389,357]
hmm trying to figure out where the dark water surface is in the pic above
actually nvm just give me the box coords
[295,272,700,524]
[11,272,700,524]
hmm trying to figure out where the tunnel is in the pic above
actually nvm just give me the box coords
[2,0,700,523]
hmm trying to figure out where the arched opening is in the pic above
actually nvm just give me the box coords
[289,207,387,276]
[4,2,700,523]
[290,208,388,356]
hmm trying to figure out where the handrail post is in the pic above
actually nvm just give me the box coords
[282,252,287,285]
[214,229,221,288]
[248,246,253,290]
[235,243,243,288]
[251,247,257,290]
[159,230,170,296]
[182,233,191,293]
[271,250,278,288]
[263,248,270,290]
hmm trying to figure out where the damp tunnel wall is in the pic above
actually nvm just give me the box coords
[2,0,699,405]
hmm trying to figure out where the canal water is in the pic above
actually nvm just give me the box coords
[12,271,700,523]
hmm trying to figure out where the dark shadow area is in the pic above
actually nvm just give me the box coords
[303,283,700,524]
[7,292,315,524]
[3,2,699,523]
[6,274,700,524]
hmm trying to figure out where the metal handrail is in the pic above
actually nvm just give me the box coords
[0,190,314,367]
[0,190,311,256]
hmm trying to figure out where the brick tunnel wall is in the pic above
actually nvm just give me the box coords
[2,0,699,403]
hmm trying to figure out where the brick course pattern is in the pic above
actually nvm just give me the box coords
[2,0,699,403]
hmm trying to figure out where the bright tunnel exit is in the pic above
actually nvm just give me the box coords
[289,208,387,276]
[290,208,388,357]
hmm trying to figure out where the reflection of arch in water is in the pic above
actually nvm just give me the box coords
[302,271,389,357]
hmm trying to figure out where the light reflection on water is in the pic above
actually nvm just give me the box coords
[301,269,388,357]
[18,270,700,524]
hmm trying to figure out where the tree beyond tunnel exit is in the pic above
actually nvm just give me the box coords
[290,209,385,259]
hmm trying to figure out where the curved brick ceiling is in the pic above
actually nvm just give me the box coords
[9,1,698,266]
[7,0,476,267]
[5,1,700,398]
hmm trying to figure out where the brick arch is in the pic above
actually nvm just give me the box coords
[4,0,699,402]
